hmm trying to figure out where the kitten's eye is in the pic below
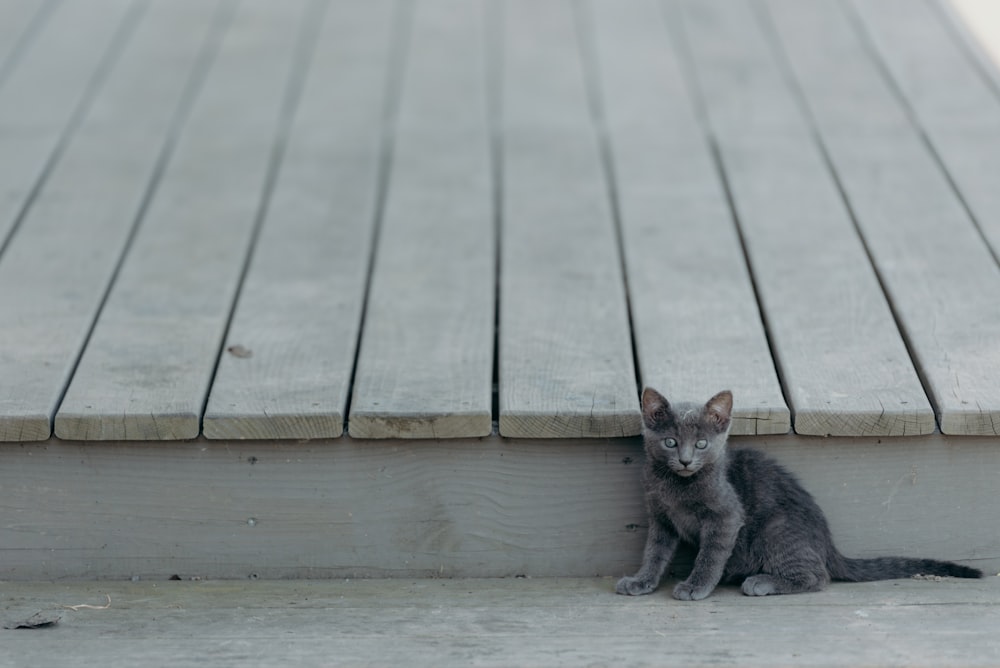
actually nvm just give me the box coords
[695,439,708,449]
[662,438,677,449]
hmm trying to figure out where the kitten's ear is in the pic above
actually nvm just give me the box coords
[641,387,672,429]
[704,390,733,431]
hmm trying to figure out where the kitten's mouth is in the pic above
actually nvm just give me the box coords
[674,468,696,477]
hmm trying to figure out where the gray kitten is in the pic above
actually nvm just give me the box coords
[617,388,982,601]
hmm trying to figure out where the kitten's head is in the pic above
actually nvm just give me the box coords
[641,387,733,478]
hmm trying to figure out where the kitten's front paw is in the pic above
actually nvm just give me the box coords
[615,576,657,596]
[672,581,714,601]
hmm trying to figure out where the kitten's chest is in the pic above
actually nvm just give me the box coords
[647,476,740,544]
[649,492,706,543]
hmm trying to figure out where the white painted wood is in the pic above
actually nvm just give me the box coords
[498,0,641,438]
[849,0,1000,265]
[54,0,312,441]
[347,0,494,439]
[947,0,1000,85]
[669,0,934,436]
[0,1,223,442]
[0,0,132,244]
[0,433,996,580]
[765,0,1000,434]
[588,0,788,436]
[202,0,397,441]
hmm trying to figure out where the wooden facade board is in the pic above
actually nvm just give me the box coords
[765,0,1000,434]
[498,0,641,438]
[0,0,133,244]
[347,0,495,439]
[0,1,222,442]
[203,0,398,440]
[849,0,1000,264]
[673,0,933,436]
[55,0,313,440]
[0,0,42,75]
[0,1,993,442]
[0,433,995,579]
[588,0,789,435]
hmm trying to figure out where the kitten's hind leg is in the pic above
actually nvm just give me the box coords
[742,553,829,596]
[616,519,679,596]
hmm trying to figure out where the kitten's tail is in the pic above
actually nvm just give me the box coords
[832,554,982,582]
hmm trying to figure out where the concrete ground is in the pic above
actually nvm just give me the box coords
[2,576,999,667]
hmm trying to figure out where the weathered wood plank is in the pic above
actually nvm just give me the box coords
[587,0,788,435]
[5,579,1000,668]
[54,0,314,441]
[347,0,494,439]
[0,0,43,75]
[764,0,1000,434]
[670,0,933,436]
[0,0,133,245]
[0,434,996,579]
[0,438,646,579]
[849,0,1000,264]
[498,0,641,438]
[202,0,398,440]
[0,0,225,442]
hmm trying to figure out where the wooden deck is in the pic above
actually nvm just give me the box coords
[3,0,1000,441]
[2,0,1000,580]
[6,578,1000,667]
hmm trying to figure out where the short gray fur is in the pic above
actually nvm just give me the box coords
[0,0,222,442]
[618,388,978,602]
[0,0,132,245]
[588,0,788,436]
[348,0,495,439]
[764,0,1000,434]
[670,0,933,436]
[55,0,312,440]
[498,0,641,438]
[203,0,397,440]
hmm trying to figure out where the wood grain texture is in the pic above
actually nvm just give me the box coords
[0,1,222,442]
[672,0,933,436]
[4,579,1000,667]
[203,0,397,440]
[498,0,641,438]
[0,438,647,579]
[0,433,996,580]
[849,0,1000,266]
[347,0,494,439]
[764,0,1000,434]
[0,0,132,245]
[0,0,41,73]
[54,0,312,441]
[588,0,788,435]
